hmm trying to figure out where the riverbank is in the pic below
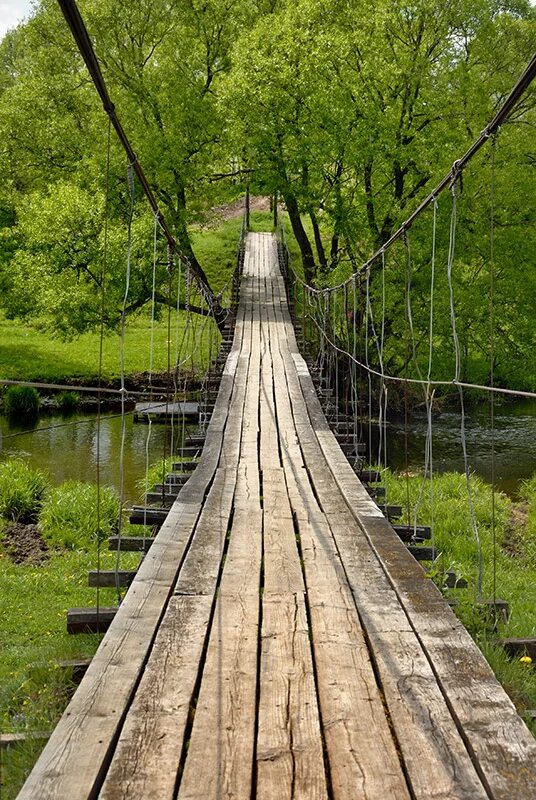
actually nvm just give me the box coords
[383,468,536,731]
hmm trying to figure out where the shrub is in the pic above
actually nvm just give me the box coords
[0,459,49,522]
[3,386,40,419]
[39,481,119,551]
[137,457,175,500]
[57,391,80,413]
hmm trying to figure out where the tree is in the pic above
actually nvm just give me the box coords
[0,0,263,334]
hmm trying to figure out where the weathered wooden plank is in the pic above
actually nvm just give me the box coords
[177,260,262,800]
[257,260,328,799]
[100,243,255,800]
[99,595,213,800]
[288,336,536,798]
[264,282,412,800]
[273,274,490,800]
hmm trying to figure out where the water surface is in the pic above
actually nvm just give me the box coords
[0,411,197,504]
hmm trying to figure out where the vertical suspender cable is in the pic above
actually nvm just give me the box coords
[490,134,498,604]
[96,117,112,619]
[114,161,135,604]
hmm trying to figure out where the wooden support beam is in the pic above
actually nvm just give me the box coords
[129,507,168,525]
[359,470,382,483]
[377,504,403,520]
[340,442,366,456]
[144,492,175,507]
[444,571,468,589]
[67,607,117,634]
[152,483,181,495]
[170,462,198,473]
[501,637,536,661]
[392,525,432,541]
[407,546,436,561]
[182,436,205,447]
[108,536,154,552]
[175,446,203,459]
[366,486,386,499]
[56,658,92,684]
[156,472,191,489]
[480,599,510,624]
[88,570,137,588]
[1,732,50,749]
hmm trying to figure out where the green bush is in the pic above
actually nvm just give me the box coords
[0,459,49,522]
[137,457,175,500]
[57,391,80,413]
[3,386,40,419]
[39,481,119,551]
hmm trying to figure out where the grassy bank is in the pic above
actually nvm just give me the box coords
[383,468,536,727]
[0,462,142,797]
[0,214,257,385]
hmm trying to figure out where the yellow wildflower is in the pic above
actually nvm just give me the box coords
[519,655,532,665]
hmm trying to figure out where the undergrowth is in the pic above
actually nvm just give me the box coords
[0,460,49,523]
[382,468,536,724]
[39,482,119,551]
[0,459,146,797]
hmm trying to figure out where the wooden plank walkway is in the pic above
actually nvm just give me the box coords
[19,233,536,799]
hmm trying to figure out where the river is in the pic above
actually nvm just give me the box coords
[0,411,197,504]
[1,399,535,501]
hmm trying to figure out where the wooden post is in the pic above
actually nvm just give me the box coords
[273,190,278,228]
[245,184,250,230]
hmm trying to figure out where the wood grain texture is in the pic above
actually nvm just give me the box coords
[20,231,536,800]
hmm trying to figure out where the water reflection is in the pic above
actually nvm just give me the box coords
[387,399,536,496]
[0,412,194,504]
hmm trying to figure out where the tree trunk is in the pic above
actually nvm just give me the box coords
[310,210,327,275]
[171,182,228,331]
[283,192,316,284]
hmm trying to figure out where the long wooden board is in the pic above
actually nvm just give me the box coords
[19,231,536,800]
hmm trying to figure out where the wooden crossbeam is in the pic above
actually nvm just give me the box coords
[108,536,154,552]
[88,570,137,588]
[392,525,432,541]
[67,607,117,634]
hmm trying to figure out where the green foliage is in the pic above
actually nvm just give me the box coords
[3,385,40,418]
[0,543,139,797]
[56,391,80,413]
[137,457,175,500]
[38,481,118,551]
[0,459,48,522]
[383,467,536,714]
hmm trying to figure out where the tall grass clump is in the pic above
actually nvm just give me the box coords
[57,390,80,413]
[0,459,49,522]
[39,481,119,551]
[137,457,175,500]
[3,385,40,418]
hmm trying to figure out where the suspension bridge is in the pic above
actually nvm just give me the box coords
[4,0,536,795]
[15,229,536,799]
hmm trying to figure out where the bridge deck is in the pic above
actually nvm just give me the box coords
[19,233,536,799]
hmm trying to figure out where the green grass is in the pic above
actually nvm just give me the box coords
[0,545,139,798]
[382,467,536,721]
[0,311,220,385]
[0,460,49,523]
[0,452,154,796]
[39,482,119,551]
